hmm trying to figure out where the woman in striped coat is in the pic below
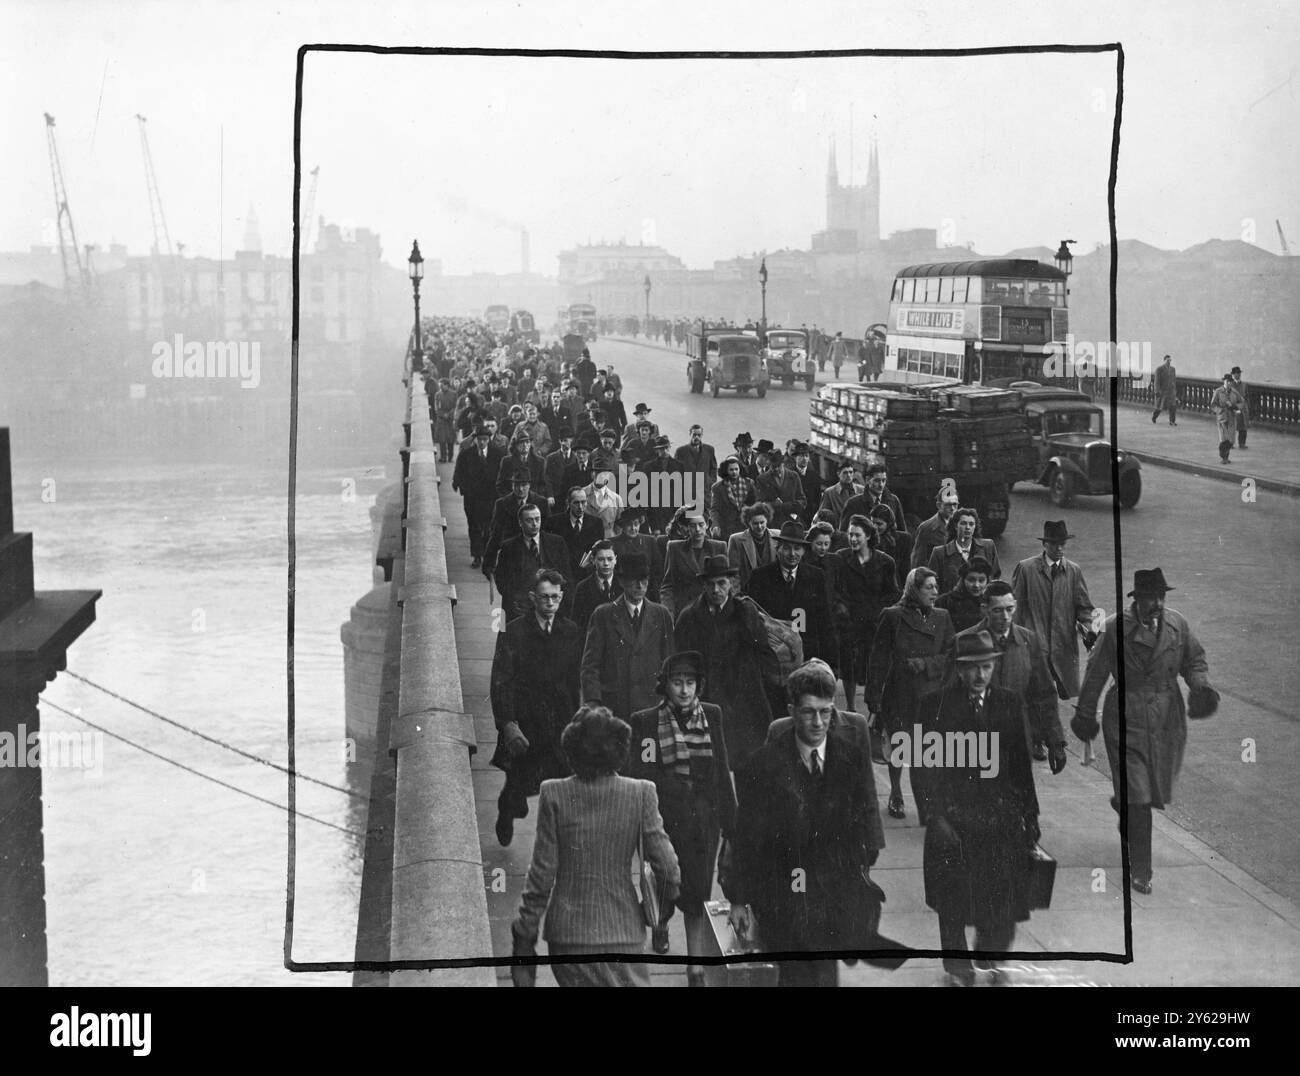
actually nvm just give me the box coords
[512,706,680,987]
[627,652,736,987]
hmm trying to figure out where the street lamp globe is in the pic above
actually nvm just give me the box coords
[408,240,424,281]
[1053,239,1075,279]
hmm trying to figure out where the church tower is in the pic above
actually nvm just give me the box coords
[826,138,840,230]
[863,135,880,248]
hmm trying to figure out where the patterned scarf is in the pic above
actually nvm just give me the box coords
[657,700,713,780]
[722,477,754,513]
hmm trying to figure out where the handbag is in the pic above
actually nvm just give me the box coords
[1027,843,1057,909]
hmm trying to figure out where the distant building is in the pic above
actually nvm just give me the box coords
[811,138,880,253]
[557,242,685,291]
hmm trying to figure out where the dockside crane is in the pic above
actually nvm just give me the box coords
[1277,219,1291,256]
[44,112,91,300]
[135,114,182,319]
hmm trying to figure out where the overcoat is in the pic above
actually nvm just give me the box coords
[707,478,755,539]
[753,467,807,525]
[491,531,572,618]
[580,599,676,720]
[727,725,884,954]
[747,561,836,667]
[674,442,719,500]
[830,547,900,679]
[626,702,736,908]
[1010,554,1094,698]
[674,594,778,772]
[451,441,505,509]
[489,613,584,795]
[1075,606,1210,807]
[544,509,604,581]
[726,529,777,593]
[920,684,1039,931]
[956,619,1063,749]
[431,388,457,444]
[659,538,726,616]
[1153,362,1178,409]
[927,538,1002,595]
[910,512,950,570]
[865,603,956,735]
[562,572,619,635]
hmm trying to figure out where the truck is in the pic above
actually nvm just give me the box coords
[762,328,815,390]
[807,381,1039,537]
[686,322,770,397]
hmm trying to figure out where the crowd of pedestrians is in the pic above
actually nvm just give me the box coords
[424,318,1219,987]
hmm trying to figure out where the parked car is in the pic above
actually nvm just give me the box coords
[763,329,814,390]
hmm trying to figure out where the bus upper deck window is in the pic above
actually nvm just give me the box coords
[902,279,915,302]
[925,277,940,302]
[1004,280,1026,303]
[939,277,953,303]
[952,276,968,303]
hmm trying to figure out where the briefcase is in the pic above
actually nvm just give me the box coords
[1027,843,1057,909]
[701,901,778,988]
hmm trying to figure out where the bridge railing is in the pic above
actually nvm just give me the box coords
[382,370,494,985]
[1079,376,1300,432]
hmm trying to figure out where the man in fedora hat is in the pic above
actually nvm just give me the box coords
[580,552,675,721]
[452,424,506,569]
[621,403,659,448]
[754,448,808,526]
[921,631,1041,986]
[1210,373,1243,463]
[660,510,726,616]
[636,434,686,534]
[789,442,823,527]
[674,554,780,773]
[1151,354,1178,426]
[1011,520,1095,760]
[1073,569,1215,895]
[732,431,760,481]
[747,520,836,717]
[611,506,664,603]
[483,469,550,577]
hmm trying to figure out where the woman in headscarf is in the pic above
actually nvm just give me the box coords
[866,567,956,820]
[627,652,736,987]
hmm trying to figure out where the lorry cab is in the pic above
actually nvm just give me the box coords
[687,325,769,397]
[763,329,814,390]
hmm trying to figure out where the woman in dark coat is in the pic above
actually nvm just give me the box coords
[627,651,736,987]
[927,507,1001,594]
[831,515,900,714]
[866,567,956,820]
[868,504,912,589]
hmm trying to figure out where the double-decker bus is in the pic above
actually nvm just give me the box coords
[883,259,1070,386]
[510,309,540,343]
[484,304,511,335]
[568,302,597,341]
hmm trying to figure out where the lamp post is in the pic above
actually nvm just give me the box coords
[407,239,424,374]
[1054,239,1078,389]
[643,274,651,333]
[758,257,769,336]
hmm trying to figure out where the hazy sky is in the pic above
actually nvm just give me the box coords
[4,0,1297,275]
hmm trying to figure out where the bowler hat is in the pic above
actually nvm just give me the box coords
[1230,366,1241,375]
[695,554,741,580]
[619,446,639,462]
[756,439,775,454]
[955,630,1002,663]
[1039,520,1075,542]
[1128,567,1174,598]
[773,520,810,546]
[634,402,652,414]
[614,552,651,579]
[793,442,811,455]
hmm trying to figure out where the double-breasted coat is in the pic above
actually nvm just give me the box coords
[865,604,956,735]
[727,725,885,954]
[921,684,1039,931]
[626,702,736,909]
[1075,606,1210,807]
[489,614,584,798]
[747,561,836,668]
[1010,554,1094,698]
[674,594,779,772]
[579,599,676,720]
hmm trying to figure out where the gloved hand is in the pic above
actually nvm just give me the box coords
[501,722,530,760]
[1049,745,1068,775]
[728,902,755,943]
[1071,709,1100,743]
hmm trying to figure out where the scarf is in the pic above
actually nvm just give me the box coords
[722,477,753,513]
[657,699,712,780]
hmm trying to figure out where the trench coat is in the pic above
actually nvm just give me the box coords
[1210,385,1243,443]
[727,725,885,954]
[580,599,675,720]
[864,604,956,735]
[1153,362,1178,409]
[626,702,736,909]
[921,685,1039,931]
[674,594,779,772]
[1075,606,1210,807]
[1010,554,1094,698]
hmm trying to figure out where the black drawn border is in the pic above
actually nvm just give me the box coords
[284,41,1130,974]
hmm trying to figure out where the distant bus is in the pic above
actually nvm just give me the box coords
[484,304,511,334]
[568,302,597,341]
[510,309,540,343]
[883,259,1070,386]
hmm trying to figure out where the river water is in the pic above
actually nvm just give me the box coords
[11,454,394,986]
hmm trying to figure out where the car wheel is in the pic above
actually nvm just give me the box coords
[1118,470,1142,508]
[1049,470,1074,507]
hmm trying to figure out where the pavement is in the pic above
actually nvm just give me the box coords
[608,334,1300,496]
[439,443,1300,986]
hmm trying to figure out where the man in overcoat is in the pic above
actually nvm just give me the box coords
[791,443,823,527]
[492,502,572,619]
[452,425,505,569]
[1151,354,1179,426]
[1073,568,1215,895]
[754,449,808,526]
[1009,519,1095,753]
[674,555,780,774]
[911,484,960,570]
[636,435,687,534]
[674,424,718,510]
[482,471,550,577]
[1209,373,1243,463]
[1229,365,1250,448]
[580,552,675,721]
[490,570,583,846]
[726,661,886,987]
[544,486,604,582]
[611,507,664,603]
[922,631,1040,985]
